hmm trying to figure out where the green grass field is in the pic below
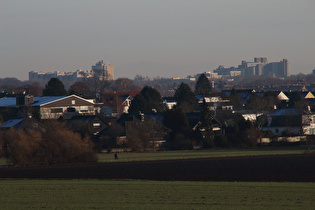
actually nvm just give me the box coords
[0,180,314,209]
[1,145,312,166]
[97,146,311,163]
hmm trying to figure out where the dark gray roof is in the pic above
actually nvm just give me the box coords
[269,108,300,116]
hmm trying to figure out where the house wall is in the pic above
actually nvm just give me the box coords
[89,118,108,135]
[41,96,94,108]
[302,115,315,135]
[262,126,301,136]
[40,107,63,119]
[39,96,95,119]
[164,102,176,110]
[40,105,95,119]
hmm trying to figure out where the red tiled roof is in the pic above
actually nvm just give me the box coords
[102,90,141,97]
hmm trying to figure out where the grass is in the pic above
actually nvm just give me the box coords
[0,158,7,166]
[0,145,312,166]
[97,145,312,163]
[0,180,314,209]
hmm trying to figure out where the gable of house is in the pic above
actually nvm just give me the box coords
[67,115,109,135]
[276,91,289,101]
[186,112,222,133]
[302,91,315,99]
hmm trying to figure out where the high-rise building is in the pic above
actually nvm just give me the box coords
[281,59,289,77]
[29,60,114,82]
[92,60,114,80]
[239,57,268,76]
[262,59,289,78]
[212,57,288,78]
[254,57,268,63]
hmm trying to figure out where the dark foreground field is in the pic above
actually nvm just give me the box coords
[1,154,315,182]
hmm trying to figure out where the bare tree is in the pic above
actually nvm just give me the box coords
[113,78,140,91]
[126,116,165,151]
[84,69,111,101]
[68,81,91,98]
[247,92,279,145]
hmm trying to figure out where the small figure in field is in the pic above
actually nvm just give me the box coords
[114,153,118,160]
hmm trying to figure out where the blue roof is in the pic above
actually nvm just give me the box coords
[0,97,16,107]
[1,118,24,128]
[31,96,67,106]
[0,95,87,107]
[269,108,300,116]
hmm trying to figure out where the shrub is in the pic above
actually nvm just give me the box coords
[1,129,43,166]
[173,133,193,150]
[1,121,97,166]
[214,135,229,148]
[202,136,215,149]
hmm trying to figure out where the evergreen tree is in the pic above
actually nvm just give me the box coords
[163,107,191,148]
[199,101,213,132]
[174,82,198,112]
[129,86,163,114]
[140,86,164,112]
[128,94,148,114]
[197,101,214,148]
[195,73,211,96]
[288,91,307,111]
[43,78,67,96]
[163,107,190,135]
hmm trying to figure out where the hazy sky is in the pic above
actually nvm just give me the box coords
[1,0,315,81]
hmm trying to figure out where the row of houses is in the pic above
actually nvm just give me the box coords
[1,89,315,150]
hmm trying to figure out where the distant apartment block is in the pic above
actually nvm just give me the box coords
[263,59,289,78]
[29,60,114,82]
[213,57,289,78]
[213,66,242,77]
[29,69,88,82]
[92,60,114,80]
[204,71,218,80]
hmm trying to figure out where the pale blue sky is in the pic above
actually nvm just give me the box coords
[1,0,315,80]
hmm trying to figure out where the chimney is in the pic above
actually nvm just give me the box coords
[16,94,34,106]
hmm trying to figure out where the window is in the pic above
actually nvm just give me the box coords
[51,108,63,113]
[93,123,101,128]
[80,106,89,113]
[71,100,75,105]
[67,107,76,113]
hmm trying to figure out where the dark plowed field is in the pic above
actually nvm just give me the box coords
[1,154,315,182]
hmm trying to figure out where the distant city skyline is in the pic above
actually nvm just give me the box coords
[1,0,315,81]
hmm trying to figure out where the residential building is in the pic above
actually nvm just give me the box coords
[262,108,315,136]
[262,59,289,78]
[66,114,110,136]
[0,95,95,120]
[238,57,268,77]
[203,71,219,80]
[213,57,289,78]
[29,60,114,82]
[92,60,114,80]
[213,65,242,77]
[0,117,46,133]
[29,70,89,82]
[101,90,141,115]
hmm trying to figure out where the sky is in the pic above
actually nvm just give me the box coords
[0,0,315,81]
